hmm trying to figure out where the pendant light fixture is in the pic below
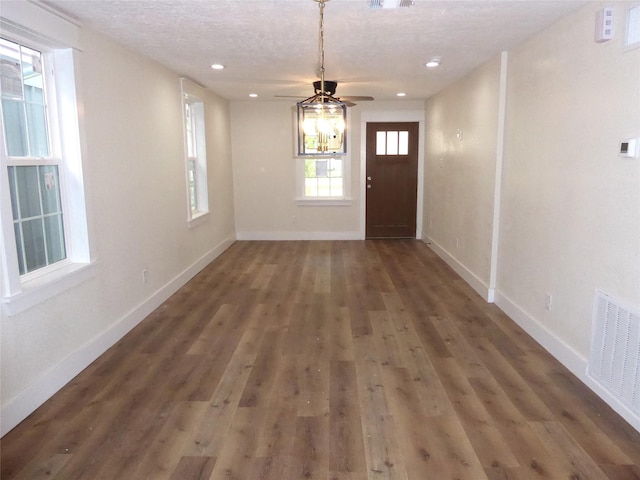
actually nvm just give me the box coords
[297,0,347,156]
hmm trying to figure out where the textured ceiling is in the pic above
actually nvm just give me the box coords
[42,0,585,102]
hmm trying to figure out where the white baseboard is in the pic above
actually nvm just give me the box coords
[236,231,362,241]
[0,234,235,437]
[423,237,493,302]
[494,291,587,375]
[494,290,640,433]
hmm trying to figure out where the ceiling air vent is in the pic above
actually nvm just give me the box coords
[368,0,414,9]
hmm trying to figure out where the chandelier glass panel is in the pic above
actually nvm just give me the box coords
[297,0,347,156]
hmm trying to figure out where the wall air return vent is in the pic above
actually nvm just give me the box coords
[588,290,640,422]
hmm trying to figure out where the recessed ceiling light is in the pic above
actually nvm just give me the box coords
[249,93,258,98]
[426,57,441,68]
[396,92,406,97]
[369,0,414,8]
[211,64,225,70]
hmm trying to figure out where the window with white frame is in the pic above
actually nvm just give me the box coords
[1,38,67,275]
[304,157,344,197]
[0,33,91,315]
[180,79,208,225]
[297,154,351,205]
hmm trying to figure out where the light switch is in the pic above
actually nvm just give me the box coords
[619,138,639,158]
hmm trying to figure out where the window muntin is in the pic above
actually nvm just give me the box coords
[1,38,67,276]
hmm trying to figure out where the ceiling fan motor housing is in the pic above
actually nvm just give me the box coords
[313,80,338,96]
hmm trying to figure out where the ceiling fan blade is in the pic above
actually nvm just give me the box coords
[341,95,374,101]
[274,95,307,99]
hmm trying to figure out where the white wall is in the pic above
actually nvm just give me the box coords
[231,101,360,239]
[423,1,640,430]
[231,99,425,240]
[497,1,639,361]
[1,24,236,434]
[423,55,504,299]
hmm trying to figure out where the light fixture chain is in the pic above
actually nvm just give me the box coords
[318,0,326,95]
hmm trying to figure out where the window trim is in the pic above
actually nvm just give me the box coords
[295,153,352,205]
[180,78,209,227]
[292,105,352,206]
[0,31,93,315]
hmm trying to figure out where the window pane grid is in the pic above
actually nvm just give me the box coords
[304,157,344,198]
[8,165,66,275]
[181,85,208,220]
[1,38,50,158]
[375,130,410,156]
[187,159,197,212]
[184,102,196,158]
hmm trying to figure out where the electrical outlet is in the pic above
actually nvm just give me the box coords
[142,269,149,284]
[545,293,552,311]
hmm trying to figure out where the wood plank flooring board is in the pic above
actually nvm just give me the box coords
[398,341,456,418]
[529,420,613,480]
[467,374,574,478]
[410,314,454,360]
[369,311,406,368]
[238,329,286,408]
[296,357,330,418]
[43,351,183,478]
[354,334,408,479]
[208,406,266,480]
[182,351,256,458]
[327,306,355,362]
[380,366,441,476]
[328,360,367,474]
[247,454,292,480]
[469,337,556,422]
[254,360,300,459]
[600,464,640,480]
[2,240,639,479]
[291,415,330,479]
[10,453,71,480]
[169,456,217,480]
[345,291,374,337]
[360,413,409,480]
[513,353,633,466]
[430,314,491,379]
[129,400,210,479]
[546,370,640,465]
[434,357,520,469]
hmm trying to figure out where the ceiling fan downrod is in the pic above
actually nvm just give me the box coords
[316,0,327,104]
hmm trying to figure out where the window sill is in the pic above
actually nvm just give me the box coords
[2,261,98,316]
[295,197,353,207]
[188,211,210,229]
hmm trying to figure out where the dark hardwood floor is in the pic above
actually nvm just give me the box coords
[2,240,639,479]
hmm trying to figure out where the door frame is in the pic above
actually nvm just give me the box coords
[359,109,425,239]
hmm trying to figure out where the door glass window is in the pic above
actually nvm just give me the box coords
[375,130,409,156]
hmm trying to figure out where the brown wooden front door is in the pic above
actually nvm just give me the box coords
[365,122,419,238]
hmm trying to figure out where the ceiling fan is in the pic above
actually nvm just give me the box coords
[276,80,374,107]
[275,0,374,107]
